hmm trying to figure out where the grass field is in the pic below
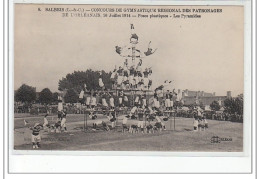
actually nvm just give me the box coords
[14,114,243,151]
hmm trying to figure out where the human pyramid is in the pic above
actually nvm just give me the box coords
[85,59,175,133]
[79,28,178,133]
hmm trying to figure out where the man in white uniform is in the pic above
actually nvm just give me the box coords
[98,71,105,89]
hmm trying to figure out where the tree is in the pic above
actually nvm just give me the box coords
[52,92,59,104]
[58,69,112,92]
[235,94,243,115]
[15,84,36,103]
[224,94,243,115]
[64,89,78,103]
[38,88,53,104]
[210,100,220,111]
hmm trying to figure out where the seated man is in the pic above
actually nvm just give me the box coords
[193,118,199,131]
[92,120,110,131]
[54,120,62,133]
[146,123,154,133]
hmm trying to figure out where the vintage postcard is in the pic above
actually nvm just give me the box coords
[13,3,245,153]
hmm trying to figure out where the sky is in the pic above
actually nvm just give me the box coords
[14,4,244,96]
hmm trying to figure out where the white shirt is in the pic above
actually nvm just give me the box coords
[131,106,137,114]
[79,90,84,99]
[58,102,63,111]
[111,72,116,79]
[122,117,128,124]
[156,116,162,123]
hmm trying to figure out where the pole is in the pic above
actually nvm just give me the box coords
[144,110,146,127]
[83,110,86,131]
[115,109,118,130]
[170,112,172,131]
[174,112,176,131]
[86,112,88,131]
[131,89,134,108]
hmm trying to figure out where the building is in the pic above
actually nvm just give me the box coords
[180,89,231,107]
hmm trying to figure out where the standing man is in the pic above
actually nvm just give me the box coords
[109,92,115,110]
[137,107,145,133]
[98,71,105,90]
[165,90,171,111]
[101,90,108,108]
[128,66,135,89]
[118,90,124,108]
[117,66,124,88]
[141,92,147,108]
[110,67,117,89]
[57,94,63,120]
[85,88,91,109]
[153,92,160,110]
[61,109,68,132]
[169,91,174,111]
[123,93,129,108]
[134,94,141,107]
[143,68,149,90]
[90,91,97,110]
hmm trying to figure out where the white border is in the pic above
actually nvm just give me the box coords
[7,0,252,173]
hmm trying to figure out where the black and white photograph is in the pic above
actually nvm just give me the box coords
[13,4,244,152]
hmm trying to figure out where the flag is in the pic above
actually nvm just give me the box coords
[115,46,122,55]
[144,41,157,56]
[144,48,153,56]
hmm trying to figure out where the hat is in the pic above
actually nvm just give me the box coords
[130,33,138,40]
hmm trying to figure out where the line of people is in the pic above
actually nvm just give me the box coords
[110,60,153,90]
[92,105,168,134]
[81,83,177,112]
[81,87,151,110]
